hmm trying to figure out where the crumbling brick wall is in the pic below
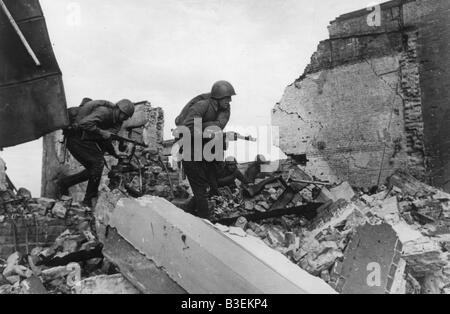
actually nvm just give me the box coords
[0,216,67,259]
[403,0,450,190]
[41,101,164,201]
[272,0,450,189]
[399,30,426,180]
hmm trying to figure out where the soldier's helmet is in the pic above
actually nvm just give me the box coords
[116,99,135,118]
[211,81,236,99]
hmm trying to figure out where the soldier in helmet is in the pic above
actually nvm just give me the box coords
[215,156,250,188]
[58,99,135,207]
[175,81,236,218]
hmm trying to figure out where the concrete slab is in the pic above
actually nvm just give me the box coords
[390,259,407,294]
[110,196,336,294]
[402,237,449,276]
[103,228,186,294]
[219,226,336,293]
[310,202,359,238]
[316,188,338,203]
[330,182,355,202]
[20,276,48,294]
[369,197,400,220]
[332,223,402,294]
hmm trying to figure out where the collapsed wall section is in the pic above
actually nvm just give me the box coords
[402,0,450,191]
[273,0,450,188]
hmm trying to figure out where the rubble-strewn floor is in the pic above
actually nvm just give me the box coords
[0,190,126,294]
[2,156,450,294]
[208,170,450,294]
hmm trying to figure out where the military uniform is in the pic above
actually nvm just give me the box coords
[59,100,131,207]
[176,93,230,217]
[176,81,235,218]
[215,160,249,188]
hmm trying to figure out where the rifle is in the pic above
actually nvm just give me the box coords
[224,131,257,142]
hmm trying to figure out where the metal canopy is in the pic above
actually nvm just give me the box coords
[0,0,68,148]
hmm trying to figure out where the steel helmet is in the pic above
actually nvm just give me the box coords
[116,99,135,118]
[211,81,236,99]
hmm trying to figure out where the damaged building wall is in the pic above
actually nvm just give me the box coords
[41,101,164,200]
[0,157,6,191]
[273,0,450,189]
[403,0,450,191]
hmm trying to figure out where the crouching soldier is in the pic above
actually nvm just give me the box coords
[175,80,236,219]
[215,157,249,188]
[58,99,135,207]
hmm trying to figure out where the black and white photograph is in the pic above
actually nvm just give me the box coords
[0,0,450,300]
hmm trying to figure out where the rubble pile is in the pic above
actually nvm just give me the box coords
[211,166,450,294]
[4,150,450,294]
[211,182,302,219]
[0,187,122,294]
[210,164,315,221]
[106,147,190,201]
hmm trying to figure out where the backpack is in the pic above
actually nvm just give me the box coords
[175,93,210,126]
[68,100,115,125]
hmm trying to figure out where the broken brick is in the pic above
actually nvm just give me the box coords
[52,202,67,219]
[330,182,355,202]
[20,276,48,294]
[72,274,140,294]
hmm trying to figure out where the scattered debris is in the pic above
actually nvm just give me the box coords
[72,274,140,294]
[206,169,450,294]
[329,182,355,202]
[330,223,401,294]
[0,183,123,294]
[5,149,450,294]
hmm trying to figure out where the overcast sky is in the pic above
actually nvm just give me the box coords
[0,0,377,196]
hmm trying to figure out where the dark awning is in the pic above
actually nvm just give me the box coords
[0,0,68,148]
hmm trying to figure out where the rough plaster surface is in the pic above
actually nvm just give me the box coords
[273,56,407,187]
[273,0,450,190]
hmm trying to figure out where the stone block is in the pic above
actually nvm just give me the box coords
[335,223,400,294]
[109,196,336,294]
[330,182,355,202]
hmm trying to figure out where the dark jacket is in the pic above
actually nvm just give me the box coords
[67,100,122,156]
[215,162,249,187]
